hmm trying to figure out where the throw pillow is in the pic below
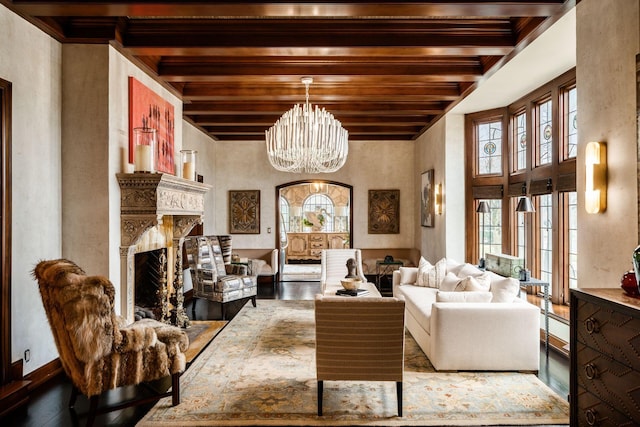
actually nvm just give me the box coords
[439,272,465,292]
[425,257,447,288]
[453,263,484,278]
[436,291,493,303]
[463,272,491,292]
[399,267,418,285]
[416,257,432,287]
[490,275,520,302]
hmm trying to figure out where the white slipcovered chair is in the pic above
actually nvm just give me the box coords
[320,249,367,294]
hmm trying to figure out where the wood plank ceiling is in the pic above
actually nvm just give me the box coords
[6,1,574,143]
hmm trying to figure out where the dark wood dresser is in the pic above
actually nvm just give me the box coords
[570,288,640,426]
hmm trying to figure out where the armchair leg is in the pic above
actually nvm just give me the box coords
[69,385,79,408]
[251,295,257,307]
[317,381,323,416]
[171,372,181,406]
[86,395,99,427]
[396,381,402,417]
[191,298,197,316]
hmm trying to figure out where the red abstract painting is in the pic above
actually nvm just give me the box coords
[128,77,175,174]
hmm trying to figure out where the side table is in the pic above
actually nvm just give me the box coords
[376,260,403,296]
[519,277,550,356]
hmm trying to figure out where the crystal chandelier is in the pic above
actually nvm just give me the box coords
[265,77,348,173]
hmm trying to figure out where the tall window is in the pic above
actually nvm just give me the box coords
[477,199,502,259]
[513,112,527,171]
[567,192,578,289]
[466,69,576,306]
[537,194,553,294]
[563,86,578,160]
[477,120,502,175]
[280,196,290,232]
[536,99,553,166]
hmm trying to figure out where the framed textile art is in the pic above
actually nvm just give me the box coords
[229,190,260,234]
[421,169,435,227]
[128,77,175,174]
[368,189,400,234]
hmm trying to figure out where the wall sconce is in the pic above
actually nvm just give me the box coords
[585,141,607,214]
[434,183,443,215]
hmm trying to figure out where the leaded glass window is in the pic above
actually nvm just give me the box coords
[302,194,335,232]
[477,121,502,175]
[481,199,502,256]
[567,192,578,289]
[564,87,578,159]
[537,194,553,294]
[515,112,526,170]
[537,100,552,165]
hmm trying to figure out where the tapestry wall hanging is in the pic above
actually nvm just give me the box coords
[128,77,175,174]
[368,189,400,234]
[229,190,260,234]
[421,169,435,227]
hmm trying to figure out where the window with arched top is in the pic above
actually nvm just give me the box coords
[302,194,335,232]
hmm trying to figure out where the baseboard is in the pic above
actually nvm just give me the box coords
[0,360,31,418]
[544,330,569,358]
[24,358,63,390]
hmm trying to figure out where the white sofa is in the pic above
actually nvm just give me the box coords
[392,257,540,372]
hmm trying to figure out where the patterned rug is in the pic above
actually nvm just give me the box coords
[138,300,569,426]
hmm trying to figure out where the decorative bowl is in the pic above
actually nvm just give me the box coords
[621,270,640,297]
[340,278,362,291]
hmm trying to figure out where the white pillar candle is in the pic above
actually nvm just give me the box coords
[182,161,195,180]
[134,144,153,172]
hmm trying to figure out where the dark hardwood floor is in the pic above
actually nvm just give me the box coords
[1,281,569,427]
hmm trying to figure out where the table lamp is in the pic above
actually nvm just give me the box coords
[476,201,490,268]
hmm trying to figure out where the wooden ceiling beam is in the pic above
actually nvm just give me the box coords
[10,1,569,18]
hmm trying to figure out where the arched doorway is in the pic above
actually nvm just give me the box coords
[276,180,352,281]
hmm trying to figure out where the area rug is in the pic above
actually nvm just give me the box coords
[183,320,227,364]
[138,300,569,426]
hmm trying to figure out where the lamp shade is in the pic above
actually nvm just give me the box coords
[515,196,535,213]
[476,201,490,214]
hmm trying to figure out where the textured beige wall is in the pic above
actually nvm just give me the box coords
[212,139,416,250]
[414,114,466,263]
[576,0,640,287]
[1,5,63,374]
[183,121,216,233]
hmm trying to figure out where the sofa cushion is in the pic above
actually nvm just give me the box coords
[490,274,521,303]
[436,291,493,303]
[399,266,418,285]
[417,257,446,288]
[396,285,437,334]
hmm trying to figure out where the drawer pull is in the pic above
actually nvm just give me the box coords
[584,363,598,380]
[585,409,597,426]
[585,317,600,334]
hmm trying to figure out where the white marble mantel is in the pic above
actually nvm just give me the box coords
[117,173,211,326]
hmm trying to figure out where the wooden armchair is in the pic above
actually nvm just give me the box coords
[33,259,189,427]
[314,294,406,416]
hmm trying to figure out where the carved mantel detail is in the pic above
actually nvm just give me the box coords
[117,173,211,326]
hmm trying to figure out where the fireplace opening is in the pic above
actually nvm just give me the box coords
[134,248,168,321]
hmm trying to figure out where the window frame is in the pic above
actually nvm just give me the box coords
[465,68,576,306]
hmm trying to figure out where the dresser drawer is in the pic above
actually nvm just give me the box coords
[575,297,640,372]
[575,386,635,427]
[576,342,640,423]
[310,242,325,249]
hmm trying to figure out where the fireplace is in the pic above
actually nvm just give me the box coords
[118,173,211,327]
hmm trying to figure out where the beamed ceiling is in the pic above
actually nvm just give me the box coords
[4,0,575,143]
